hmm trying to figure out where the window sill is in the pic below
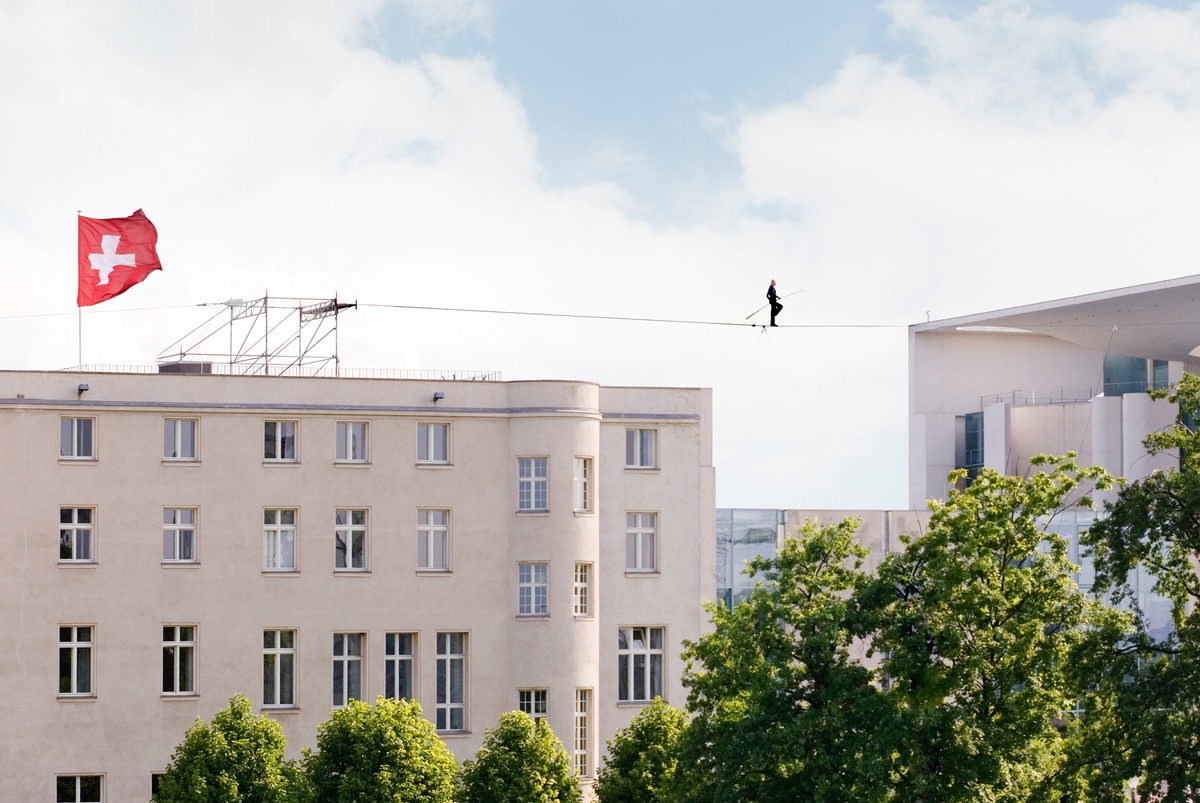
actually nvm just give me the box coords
[263,570,301,577]
[262,460,300,467]
[416,462,454,469]
[625,570,661,578]
[624,466,660,473]
[516,510,550,516]
[162,561,200,569]
[416,569,452,577]
[261,705,300,714]
[57,694,97,703]
[437,730,472,738]
[516,614,550,621]
[161,693,199,701]
[58,561,98,569]
[617,699,663,707]
[162,459,200,466]
[573,614,595,621]
[58,458,97,465]
[334,569,371,577]
[334,461,371,468]
[572,510,595,517]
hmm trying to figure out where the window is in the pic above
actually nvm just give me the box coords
[335,509,368,571]
[518,457,548,512]
[163,418,197,460]
[573,457,592,513]
[163,508,197,563]
[626,512,658,572]
[417,509,450,571]
[264,420,297,461]
[59,508,94,563]
[60,417,94,459]
[573,563,593,617]
[436,632,466,731]
[574,689,592,777]
[518,562,549,616]
[56,775,101,802]
[336,421,368,463]
[333,633,364,707]
[59,626,92,696]
[625,428,656,468]
[263,509,297,571]
[163,626,196,695]
[263,630,296,707]
[385,632,415,700]
[618,626,664,702]
[519,689,547,721]
[418,422,450,464]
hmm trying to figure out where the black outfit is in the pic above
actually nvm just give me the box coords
[767,284,782,326]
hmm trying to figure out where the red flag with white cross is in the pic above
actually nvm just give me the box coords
[77,209,163,307]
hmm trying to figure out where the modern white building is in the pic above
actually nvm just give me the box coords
[0,367,715,801]
[908,275,1200,634]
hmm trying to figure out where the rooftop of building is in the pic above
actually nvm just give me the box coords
[911,273,1200,362]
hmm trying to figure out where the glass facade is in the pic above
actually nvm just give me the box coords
[715,508,779,608]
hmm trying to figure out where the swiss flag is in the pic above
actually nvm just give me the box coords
[77,209,162,307]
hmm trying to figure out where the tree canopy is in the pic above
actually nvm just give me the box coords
[301,697,458,803]
[458,710,581,803]
[594,697,686,803]
[155,693,300,803]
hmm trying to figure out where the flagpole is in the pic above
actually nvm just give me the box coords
[77,210,82,370]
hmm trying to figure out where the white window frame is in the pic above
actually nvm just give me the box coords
[335,509,368,571]
[519,688,548,721]
[60,416,95,460]
[573,457,593,513]
[417,509,450,572]
[618,626,665,703]
[59,625,93,697]
[336,421,369,463]
[162,625,196,695]
[436,631,467,732]
[162,508,197,564]
[263,509,297,572]
[56,775,102,802]
[60,507,95,564]
[263,629,296,707]
[626,512,658,573]
[417,422,450,464]
[518,562,549,617]
[573,562,593,617]
[574,688,592,778]
[163,418,198,461]
[385,632,416,700]
[625,428,657,469]
[264,420,297,462]
[333,632,365,708]
[518,457,549,512]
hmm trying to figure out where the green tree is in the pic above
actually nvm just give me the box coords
[458,710,581,803]
[671,518,895,803]
[866,455,1114,802]
[301,697,457,803]
[155,693,300,803]
[594,697,686,803]
[1081,372,1200,799]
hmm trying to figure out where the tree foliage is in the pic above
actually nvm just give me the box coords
[594,697,686,803]
[1081,373,1200,800]
[672,517,894,803]
[865,454,1115,802]
[301,697,457,803]
[155,693,300,803]
[458,710,581,803]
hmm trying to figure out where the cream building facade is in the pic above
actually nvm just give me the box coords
[0,368,715,801]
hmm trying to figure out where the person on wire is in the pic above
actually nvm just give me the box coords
[767,279,783,327]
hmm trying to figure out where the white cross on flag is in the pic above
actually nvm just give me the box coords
[77,209,162,306]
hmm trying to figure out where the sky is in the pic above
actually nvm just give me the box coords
[3,0,1200,510]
